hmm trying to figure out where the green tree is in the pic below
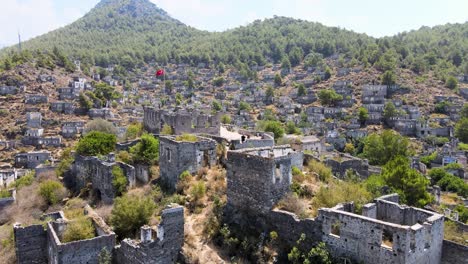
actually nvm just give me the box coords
[262,120,285,141]
[165,80,173,93]
[274,73,282,86]
[318,89,342,106]
[83,119,117,135]
[324,66,332,80]
[362,130,409,165]
[455,118,468,144]
[62,217,95,243]
[297,83,306,96]
[110,194,156,239]
[358,107,369,125]
[381,70,396,85]
[286,121,301,135]
[112,166,127,196]
[383,102,397,122]
[239,101,251,111]
[460,104,468,119]
[76,131,117,156]
[281,56,291,70]
[381,156,432,207]
[445,76,458,89]
[39,180,66,205]
[212,100,222,112]
[130,133,159,165]
[98,248,112,264]
[213,77,224,87]
[221,114,231,124]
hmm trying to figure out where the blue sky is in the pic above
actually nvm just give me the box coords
[1,0,467,48]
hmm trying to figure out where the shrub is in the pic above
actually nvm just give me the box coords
[308,160,332,182]
[221,114,231,124]
[0,189,11,198]
[76,131,116,157]
[125,123,143,140]
[62,217,95,243]
[13,172,34,189]
[110,194,156,239]
[56,148,74,177]
[445,76,458,89]
[175,133,198,142]
[39,180,66,205]
[129,133,159,165]
[160,124,173,135]
[191,181,206,201]
[258,120,284,141]
[83,119,117,135]
[112,166,127,196]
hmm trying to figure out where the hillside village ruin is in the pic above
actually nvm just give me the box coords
[1,33,468,264]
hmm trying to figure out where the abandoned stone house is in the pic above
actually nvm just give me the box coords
[88,108,114,119]
[57,87,82,100]
[65,153,135,204]
[25,94,48,105]
[0,86,19,95]
[0,168,28,188]
[37,74,56,83]
[26,112,42,128]
[22,136,62,148]
[229,131,275,150]
[362,85,388,104]
[61,121,85,138]
[50,101,75,114]
[159,135,217,191]
[24,127,44,137]
[14,151,51,169]
[226,146,303,214]
[321,153,370,179]
[143,107,221,135]
[14,206,115,264]
[115,205,185,264]
[289,135,323,154]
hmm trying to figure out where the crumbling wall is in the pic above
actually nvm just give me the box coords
[159,136,216,191]
[66,155,135,204]
[226,149,292,214]
[115,205,184,264]
[14,224,48,264]
[441,240,468,264]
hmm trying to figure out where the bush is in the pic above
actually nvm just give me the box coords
[83,119,117,135]
[318,89,342,106]
[125,123,143,140]
[258,120,284,141]
[160,124,173,135]
[362,130,409,165]
[0,189,11,198]
[13,172,34,189]
[445,76,458,89]
[76,131,116,157]
[175,133,198,142]
[130,133,159,165]
[39,180,66,205]
[110,194,156,239]
[112,166,127,196]
[308,160,332,182]
[62,217,95,243]
[221,114,231,124]
[455,118,468,143]
[56,148,74,177]
[191,181,206,201]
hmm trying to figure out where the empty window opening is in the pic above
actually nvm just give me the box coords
[330,221,341,237]
[166,148,171,162]
[275,164,283,183]
[381,230,394,249]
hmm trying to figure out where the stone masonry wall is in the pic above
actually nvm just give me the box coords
[441,240,468,264]
[115,205,185,264]
[14,224,48,264]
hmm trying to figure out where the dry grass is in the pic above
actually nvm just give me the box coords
[276,193,311,219]
[444,221,468,246]
[440,193,460,206]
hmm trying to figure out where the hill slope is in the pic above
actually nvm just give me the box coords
[0,0,467,77]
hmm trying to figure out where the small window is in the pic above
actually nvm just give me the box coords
[275,164,282,183]
[381,230,393,249]
[166,148,171,162]
[330,221,341,237]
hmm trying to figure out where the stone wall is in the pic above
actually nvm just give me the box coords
[14,224,48,264]
[115,205,184,264]
[159,136,217,191]
[66,155,135,204]
[144,107,221,135]
[226,146,302,214]
[441,240,468,264]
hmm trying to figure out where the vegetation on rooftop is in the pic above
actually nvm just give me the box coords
[175,133,198,142]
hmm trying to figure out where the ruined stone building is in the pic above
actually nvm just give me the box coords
[14,206,116,264]
[224,145,456,264]
[64,153,135,204]
[115,205,185,263]
[14,205,185,264]
[159,135,217,191]
[226,145,303,214]
[14,151,51,169]
[143,107,221,135]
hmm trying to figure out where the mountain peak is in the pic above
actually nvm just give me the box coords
[94,0,170,19]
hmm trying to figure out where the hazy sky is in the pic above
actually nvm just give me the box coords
[1,0,467,48]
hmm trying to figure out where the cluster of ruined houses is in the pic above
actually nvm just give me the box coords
[10,109,467,263]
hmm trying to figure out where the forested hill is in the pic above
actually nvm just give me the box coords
[0,0,467,77]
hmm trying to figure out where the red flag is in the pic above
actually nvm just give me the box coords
[156,69,164,76]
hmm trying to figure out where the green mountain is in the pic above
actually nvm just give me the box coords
[1,0,467,77]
